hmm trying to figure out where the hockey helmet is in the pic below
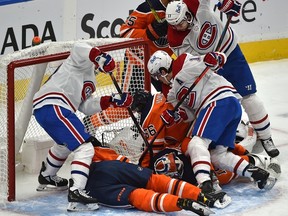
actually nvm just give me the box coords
[165,1,190,26]
[153,151,184,179]
[131,90,152,113]
[147,50,172,80]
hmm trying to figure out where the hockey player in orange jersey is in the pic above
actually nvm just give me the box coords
[83,91,191,167]
[84,144,230,214]
[120,0,174,92]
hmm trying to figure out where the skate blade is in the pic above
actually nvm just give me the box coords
[268,162,281,179]
[213,194,232,209]
[67,202,99,212]
[36,184,68,192]
[191,202,215,215]
[263,176,277,190]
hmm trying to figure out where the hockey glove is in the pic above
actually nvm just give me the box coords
[110,92,133,108]
[89,47,115,73]
[197,191,231,209]
[146,19,168,41]
[100,92,133,110]
[203,52,227,71]
[160,107,188,126]
[217,0,242,17]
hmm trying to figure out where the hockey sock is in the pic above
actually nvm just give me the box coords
[146,174,201,201]
[129,188,181,212]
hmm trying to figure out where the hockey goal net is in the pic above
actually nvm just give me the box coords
[0,38,150,202]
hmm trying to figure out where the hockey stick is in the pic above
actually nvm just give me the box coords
[146,0,162,22]
[138,15,233,166]
[108,72,151,152]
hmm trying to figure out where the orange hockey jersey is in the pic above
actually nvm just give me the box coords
[120,0,173,57]
[140,93,191,167]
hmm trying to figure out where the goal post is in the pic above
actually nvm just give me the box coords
[0,38,150,202]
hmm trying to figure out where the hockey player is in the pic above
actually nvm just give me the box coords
[84,145,229,214]
[120,0,173,92]
[32,42,133,211]
[164,0,279,158]
[130,90,280,192]
[148,50,277,194]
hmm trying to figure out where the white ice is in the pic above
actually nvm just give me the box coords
[1,59,288,216]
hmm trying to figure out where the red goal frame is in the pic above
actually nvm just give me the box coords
[6,38,150,201]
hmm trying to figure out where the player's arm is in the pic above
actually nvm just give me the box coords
[120,5,167,42]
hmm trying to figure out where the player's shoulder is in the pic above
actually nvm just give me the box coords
[172,53,188,76]
[167,26,190,48]
[136,0,166,13]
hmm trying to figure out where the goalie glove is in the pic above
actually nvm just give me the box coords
[160,107,188,126]
[89,47,115,73]
[100,92,133,110]
[203,52,227,71]
[217,0,242,17]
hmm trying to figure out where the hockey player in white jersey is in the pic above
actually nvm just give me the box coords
[32,42,133,211]
[148,50,276,197]
[165,0,279,158]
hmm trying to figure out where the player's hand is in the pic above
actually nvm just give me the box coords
[146,19,168,41]
[89,47,115,73]
[217,0,241,17]
[160,107,188,126]
[110,92,133,108]
[203,52,227,71]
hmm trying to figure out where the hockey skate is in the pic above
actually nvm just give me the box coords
[247,164,277,190]
[249,153,281,179]
[199,180,232,209]
[67,179,99,212]
[37,161,68,191]
[177,198,215,216]
[260,138,279,158]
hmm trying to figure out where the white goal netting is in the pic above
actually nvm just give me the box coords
[0,38,150,202]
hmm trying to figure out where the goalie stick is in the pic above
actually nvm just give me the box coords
[138,15,233,166]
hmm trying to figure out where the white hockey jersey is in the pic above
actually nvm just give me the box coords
[168,0,238,57]
[33,42,103,115]
[167,53,241,117]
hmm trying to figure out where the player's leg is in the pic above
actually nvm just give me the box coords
[34,105,71,191]
[34,105,98,207]
[37,144,70,191]
[218,45,279,157]
[129,188,213,214]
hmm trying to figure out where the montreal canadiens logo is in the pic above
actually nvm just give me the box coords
[82,81,95,100]
[197,22,217,50]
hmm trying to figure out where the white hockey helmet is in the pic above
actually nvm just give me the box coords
[147,50,172,80]
[165,1,189,26]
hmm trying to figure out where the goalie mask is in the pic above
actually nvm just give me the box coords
[153,151,184,179]
[131,90,152,113]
